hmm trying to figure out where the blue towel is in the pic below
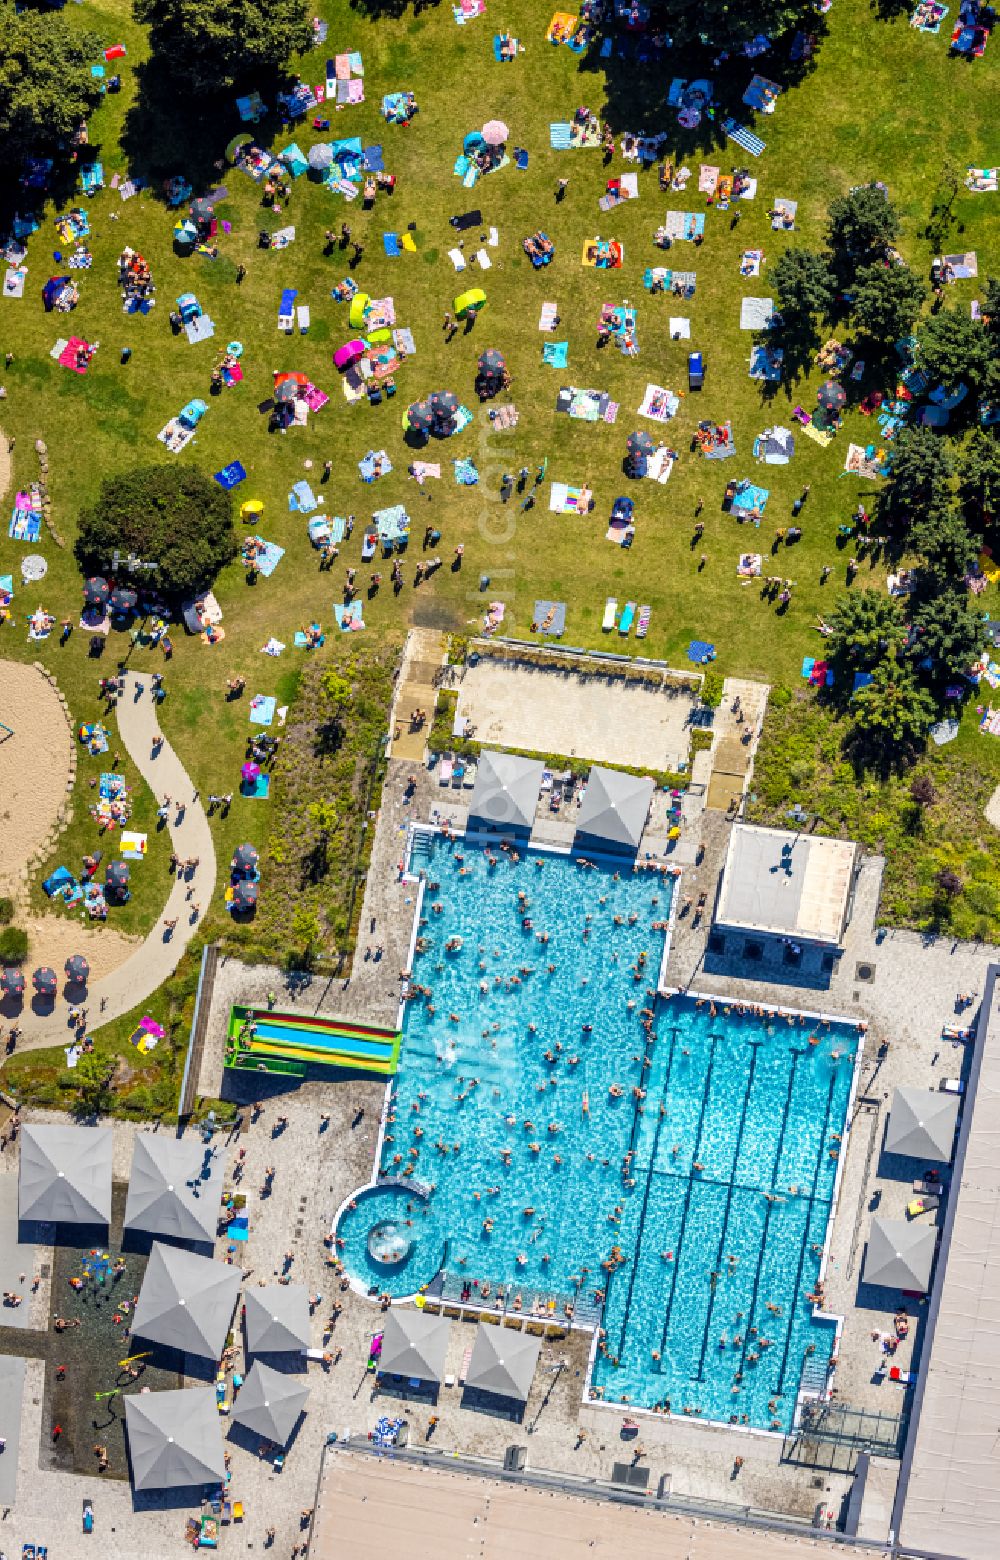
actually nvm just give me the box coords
[549,123,572,149]
[214,461,247,490]
[722,118,766,157]
[454,154,471,178]
[249,695,277,725]
[801,656,815,679]
[543,340,568,368]
[514,147,529,169]
[687,640,716,664]
[279,287,297,313]
[363,144,384,171]
[383,232,401,256]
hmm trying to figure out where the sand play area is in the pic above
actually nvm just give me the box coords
[0,661,73,896]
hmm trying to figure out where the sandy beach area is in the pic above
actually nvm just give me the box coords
[0,660,74,897]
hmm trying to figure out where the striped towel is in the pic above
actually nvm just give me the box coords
[538,301,558,330]
[118,180,137,201]
[604,401,619,423]
[550,122,573,149]
[722,118,766,157]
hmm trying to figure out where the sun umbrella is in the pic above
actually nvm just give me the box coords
[106,861,130,893]
[478,348,505,375]
[65,954,90,984]
[431,391,460,417]
[241,761,261,782]
[84,576,110,607]
[232,843,259,874]
[406,401,433,434]
[173,219,198,245]
[232,880,259,911]
[108,587,137,617]
[32,967,57,996]
[818,380,846,411]
[481,120,509,146]
[274,380,298,404]
[627,430,655,458]
[190,197,214,224]
[1,968,25,997]
[308,144,334,171]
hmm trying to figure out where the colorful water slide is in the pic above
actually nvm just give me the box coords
[226,1005,401,1076]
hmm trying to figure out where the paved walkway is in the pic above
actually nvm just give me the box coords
[9,673,216,1050]
[387,626,448,761]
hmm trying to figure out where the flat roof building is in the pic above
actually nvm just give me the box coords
[892,961,1000,1560]
[714,824,858,947]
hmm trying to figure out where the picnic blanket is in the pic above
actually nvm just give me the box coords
[334,601,365,630]
[3,268,26,299]
[942,251,978,278]
[731,481,769,517]
[543,340,569,368]
[533,600,566,635]
[373,503,409,541]
[645,446,675,484]
[966,166,998,192]
[699,164,719,193]
[453,0,486,20]
[637,383,680,422]
[740,249,764,277]
[740,296,775,331]
[770,198,797,230]
[409,462,441,483]
[454,457,479,485]
[482,600,506,634]
[749,344,784,381]
[245,538,285,577]
[359,449,392,481]
[538,301,559,330]
[549,482,592,513]
[249,694,277,725]
[662,210,705,241]
[687,639,716,664]
[743,74,782,111]
[554,386,609,421]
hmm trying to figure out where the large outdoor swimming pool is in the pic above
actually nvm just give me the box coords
[337,832,859,1431]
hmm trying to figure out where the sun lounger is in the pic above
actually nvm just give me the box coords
[619,602,636,634]
[636,605,651,638]
[438,758,454,785]
[602,597,617,631]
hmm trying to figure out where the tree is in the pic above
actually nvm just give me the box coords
[909,590,982,679]
[908,499,979,582]
[133,0,313,94]
[959,429,1000,523]
[75,466,238,599]
[851,659,937,749]
[0,8,104,163]
[73,1052,117,1116]
[771,248,835,357]
[653,0,816,50]
[879,426,954,525]
[852,264,927,343]
[828,590,905,667]
[826,184,900,284]
[917,307,989,394]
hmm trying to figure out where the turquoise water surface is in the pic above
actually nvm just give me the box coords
[336,833,856,1430]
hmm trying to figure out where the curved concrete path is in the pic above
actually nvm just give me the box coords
[9,672,217,1049]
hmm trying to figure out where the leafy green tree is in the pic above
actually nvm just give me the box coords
[828,590,905,667]
[851,659,937,749]
[918,307,989,394]
[771,248,835,358]
[909,590,982,678]
[982,277,1000,335]
[826,184,900,284]
[852,264,927,343]
[656,0,818,50]
[959,429,1000,523]
[0,7,104,162]
[133,0,313,93]
[879,426,954,525]
[908,499,979,581]
[75,466,238,599]
[73,1052,117,1116]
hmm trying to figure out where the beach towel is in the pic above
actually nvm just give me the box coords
[409,462,441,483]
[669,316,690,338]
[383,233,401,256]
[249,539,285,577]
[482,600,506,633]
[699,164,719,193]
[646,447,675,484]
[801,420,834,447]
[770,198,797,230]
[662,210,705,241]
[687,640,716,663]
[749,344,784,381]
[185,314,215,344]
[722,117,766,156]
[740,296,775,331]
[453,0,486,21]
[454,457,479,485]
[543,340,569,368]
[215,461,247,489]
[538,301,559,330]
[966,166,998,192]
[550,122,573,150]
[637,383,680,421]
[731,481,769,517]
[261,637,285,656]
[549,482,592,513]
[359,450,393,482]
[533,600,566,635]
[334,601,365,630]
[249,694,277,725]
[3,268,26,299]
[740,249,764,277]
[393,326,416,355]
[448,247,467,271]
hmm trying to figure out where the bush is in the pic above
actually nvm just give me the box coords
[75,465,238,600]
[0,897,13,925]
[0,926,28,963]
[701,671,724,708]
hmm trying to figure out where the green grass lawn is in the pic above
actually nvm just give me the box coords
[0,0,997,988]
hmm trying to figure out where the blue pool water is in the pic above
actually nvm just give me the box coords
[337,833,857,1431]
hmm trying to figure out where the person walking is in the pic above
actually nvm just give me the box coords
[235,263,247,284]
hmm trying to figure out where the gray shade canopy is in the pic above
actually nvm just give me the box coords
[884,1087,959,1163]
[232,1360,309,1445]
[468,751,544,833]
[575,766,654,854]
[863,1217,937,1294]
[125,1387,226,1490]
[18,1123,112,1226]
[466,1322,540,1401]
[378,1309,450,1383]
[132,1242,242,1359]
[244,1285,311,1353]
[123,1134,220,1245]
